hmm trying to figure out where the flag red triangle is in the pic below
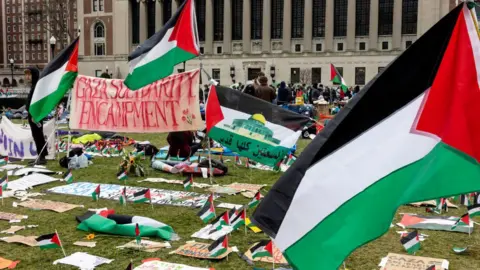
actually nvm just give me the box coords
[51,233,62,247]
[205,85,224,133]
[65,41,79,72]
[168,0,199,56]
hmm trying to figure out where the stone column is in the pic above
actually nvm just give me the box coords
[392,0,402,50]
[282,0,291,52]
[324,0,334,51]
[223,0,232,53]
[262,0,271,52]
[346,0,356,50]
[172,0,178,14]
[369,0,379,51]
[139,0,147,42]
[205,0,213,54]
[242,0,251,53]
[155,0,163,32]
[304,0,313,52]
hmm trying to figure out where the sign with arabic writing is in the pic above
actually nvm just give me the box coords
[206,85,310,167]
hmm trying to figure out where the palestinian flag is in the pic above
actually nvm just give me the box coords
[251,4,480,269]
[211,211,230,231]
[183,175,193,191]
[235,156,242,165]
[208,235,228,257]
[119,187,127,205]
[36,233,62,250]
[133,189,151,203]
[91,185,100,201]
[231,208,246,230]
[64,170,73,184]
[250,240,273,259]
[435,198,448,212]
[206,85,310,167]
[400,231,420,254]
[124,0,199,90]
[286,154,296,166]
[0,157,8,166]
[248,192,262,209]
[117,171,128,181]
[197,200,216,223]
[76,211,175,240]
[468,204,480,217]
[330,63,348,92]
[0,176,7,191]
[135,223,141,244]
[452,213,470,229]
[426,266,436,270]
[460,194,470,206]
[28,37,79,122]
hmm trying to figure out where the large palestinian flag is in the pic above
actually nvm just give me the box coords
[29,37,79,122]
[206,85,310,167]
[252,4,480,269]
[124,0,199,90]
[76,210,175,241]
[330,63,348,92]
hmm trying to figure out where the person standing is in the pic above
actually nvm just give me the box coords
[25,67,48,165]
[276,81,291,105]
[255,76,276,102]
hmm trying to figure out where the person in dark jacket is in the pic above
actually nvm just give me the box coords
[25,67,48,165]
[276,81,290,105]
[166,131,201,160]
[243,84,256,96]
[255,76,276,102]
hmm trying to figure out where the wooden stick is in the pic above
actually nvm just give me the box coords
[55,229,67,257]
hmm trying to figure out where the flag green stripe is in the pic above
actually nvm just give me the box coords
[29,71,77,122]
[283,142,480,269]
[124,47,196,90]
[39,243,59,249]
[134,197,148,203]
[252,250,271,259]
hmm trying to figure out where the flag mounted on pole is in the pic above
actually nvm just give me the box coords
[248,192,263,209]
[64,170,73,184]
[91,185,100,201]
[467,204,480,217]
[133,189,151,204]
[0,176,7,191]
[250,239,273,259]
[330,64,348,92]
[252,4,480,269]
[29,37,79,122]
[452,213,470,229]
[135,223,141,245]
[36,232,62,250]
[124,0,199,90]
[117,171,128,181]
[208,235,228,257]
[119,187,127,205]
[0,157,8,166]
[197,199,216,223]
[183,175,193,191]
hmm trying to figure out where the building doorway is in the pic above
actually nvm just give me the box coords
[248,68,261,80]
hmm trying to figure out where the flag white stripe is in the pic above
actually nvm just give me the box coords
[463,6,480,88]
[469,207,480,214]
[129,28,176,73]
[275,94,440,251]
[209,244,224,255]
[31,61,68,104]
[201,210,213,220]
[37,239,54,246]
[403,238,419,250]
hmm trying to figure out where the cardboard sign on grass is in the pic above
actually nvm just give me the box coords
[134,260,209,270]
[225,183,266,193]
[244,242,288,264]
[379,253,448,270]
[7,173,59,191]
[170,242,233,260]
[0,212,28,222]
[0,235,37,247]
[17,199,83,213]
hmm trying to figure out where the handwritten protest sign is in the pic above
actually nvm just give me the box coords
[134,261,209,270]
[0,117,55,160]
[0,235,37,247]
[379,253,448,270]
[7,174,59,191]
[170,242,233,260]
[244,242,288,264]
[70,70,202,133]
[0,212,28,222]
[47,182,216,208]
[17,199,83,213]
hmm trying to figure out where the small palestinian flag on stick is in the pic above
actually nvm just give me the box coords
[248,191,263,209]
[460,194,470,206]
[91,185,100,201]
[452,213,470,230]
[231,208,246,230]
[36,232,62,250]
[117,171,128,181]
[119,187,127,206]
[197,199,216,223]
[0,176,7,191]
[468,204,480,217]
[133,189,151,204]
[208,235,228,257]
[235,155,242,165]
[0,157,8,166]
[330,63,348,92]
[64,169,73,184]
[250,239,273,259]
[183,175,193,191]
[210,211,230,231]
[400,230,420,254]
[135,223,141,245]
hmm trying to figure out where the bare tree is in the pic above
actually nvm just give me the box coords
[299,69,312,85]
[25,0,77,50]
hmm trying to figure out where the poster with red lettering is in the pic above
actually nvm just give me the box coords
[69,69,202,133]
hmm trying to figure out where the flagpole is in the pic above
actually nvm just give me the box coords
[55,229,67,257]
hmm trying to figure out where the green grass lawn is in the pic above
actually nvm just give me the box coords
[0,132,479,269]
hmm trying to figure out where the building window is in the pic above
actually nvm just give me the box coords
[196,0,206,41]
[99,0,104,11]
[292,0,305,38]
[93,0,98,11]
[271,0,283,39]
[251,0,263,39]
[38,53,41,60]
[337,43,344,51]
[93,22,106,55]
[359,42,366,50]
[356,0,370,36]
[163,0,172,25]
[200,47,204,54]
[7,17,10,23]
[315,43,322,52]
[26,54,29,60]
[216,46,222,54]
[355,67,366,85]
[130,0,139,44]
[147,1,156,38]
[8,45,11,52]
[312,68,321,84]
[291,68,300,83]
[7,26,10,33]
[7,36,10,42]
[94,22,105,38]
[212,68,220,84]
[378,0,394,35]
[334,0,348,37]
[213,0,224,41]
[94,43,105,56]
[32,53,35,60]
[406,40,413,48]
[382,41,389,50]
[232,0,243,40]
[313,0,326,37]
[295,44,301,52]
[402,0,418,35]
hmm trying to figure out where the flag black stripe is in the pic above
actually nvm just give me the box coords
[215,85,311,131]
[252,4,464,237]
[41,37,79,78]
[208,235,226,251]
[133,189,149,197]
[196,202,211,216]
[128,1,187,61]
[400,231,418,244]
[250,239,271,253]
[35,233,56,242]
